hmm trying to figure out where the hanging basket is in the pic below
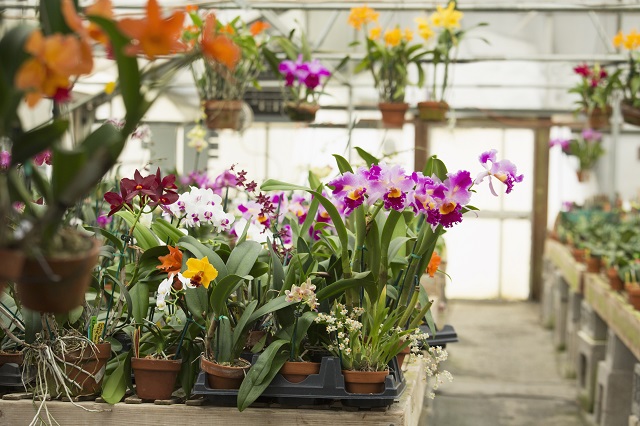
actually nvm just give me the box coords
[621,100,640,126]
[576,170,591,183]
[417,101,449,122]
[587,106,611,129]
[202,100,244,130]
[284,102,320,123]
[378,102,409,128]
[17,237,101,313]
[0,248,25,294]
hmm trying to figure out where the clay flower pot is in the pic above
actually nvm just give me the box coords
[626,283,640,310]
[200,356,250,389]
[417,101,449,122]
[132,357,181,400]
[571,248,586,263]
[607,267,624,292]
[342,369,389,394]
[587,106,611,129]
[203,99,244,130]
[284,102,320,123]
[0,350,23,366]
[17,238,101,313]
[279,361,321,383]
[378,102,408,128]
[50,342,111,397]
[585,257,601,274]
[0,248,25,294]
[396,345,411,369]
[621,100,640,126]
[576,170,590,183]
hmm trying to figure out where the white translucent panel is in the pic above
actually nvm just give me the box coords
[500,219,531,300]
[443,218,501,300]
[502,129,534,212]
[429,128,502,211]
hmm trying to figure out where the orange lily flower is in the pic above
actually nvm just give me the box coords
[200,14,241,70]
[157,245,183,274]
[249,21,270,36]
[118,0,186,59]
[427,252,441,277]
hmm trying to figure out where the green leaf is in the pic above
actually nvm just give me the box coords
[115,211,159,250]
[268,239,285,292]
[39,0,74,34]
[23,309,41,344]
[333,154,354,174]
[308,171,322,190]
[355,147,379,166]
[299,196,319,241]
[248,295,291,323]
[316,272,374,301]
[185,286,209,321]
[130,282,150,325]
[232,300,258,354]
[150,218,184,245]
[227,241,262,277]
[178,236,228,281]
[237,340,289,411]
[11,120,69,165]
[210,274,247,317]
[51,148,86,201]
[261,180,310,192]
[84,226,124,251]
[68,305,84,324]
[423,155,448,180]
[101,352,130,405]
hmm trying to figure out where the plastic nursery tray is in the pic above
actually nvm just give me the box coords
[192,356,406,409]
[420,324,458,348]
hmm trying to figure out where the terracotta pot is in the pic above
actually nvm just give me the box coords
[625,283,640,310]
[0,350,23,366]
[279,361,321,383]
[378,102,409,128]
[576,170,590,183]
[203,99,243,130]
[587,106,611,129]
[200,356,249,389]
[621,100,640,126]
[417,101,449,122]
[607,267,624,292]
[132,357,181,400]
[284,102,320,122]
[571,248,586,263]
[396,346,411,369]
[585,257,601,273]
[17,238,101,313]
[51,342,111,397]
[0,248,25,294]
[342,369,389,394]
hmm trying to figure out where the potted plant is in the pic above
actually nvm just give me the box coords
[622,263,640,310]
[550,128,605,182]
[569,63,619,129]
[348,5,430,128]
[264,29,347,123]
[416,1,484,122]
[613,30,640,125]
[187,11,268,130]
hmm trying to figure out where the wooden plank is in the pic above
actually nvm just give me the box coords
[0,360,427,426]
[584,273,640,361]
[414,118,429,173]
[544,239,584,293]
[530,124,550,301]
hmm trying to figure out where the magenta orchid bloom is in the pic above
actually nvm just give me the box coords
[376,164,414,211]
[0,151,10,169]
[408,172,447,225]
[297,59,331,90]
[437,170,473,228]
[278,55,304,86]
[238,200,271,229]
[581,128,602,142]
[475,150,524,196]
[33,149,52,166]
[328,169,371,214]
[573,64,590,77]
[288,194,308,224]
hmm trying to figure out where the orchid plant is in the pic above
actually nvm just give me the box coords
[569,63,619,114]
[613,30,640,108]
[348,5,430,103]
[550,128,605,175]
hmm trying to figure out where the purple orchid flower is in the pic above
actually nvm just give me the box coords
[376,164,414,211]
[297,59,331,90]
[475,150,524,196]
[34,149,52,166]
[328,170,370,214]
[0,151,10,169]
[288,194,308,224]
[407,172,447,225]
[549,137,570,151]
[278,55,304,87]
[581,128,602,142]
[435,170,473,228]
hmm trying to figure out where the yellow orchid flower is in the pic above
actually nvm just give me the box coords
[431,2,463,30]
[182,257,218,289]
[384,27,402,47]
[348,5,379,30]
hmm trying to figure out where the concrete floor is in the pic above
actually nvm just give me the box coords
[421,300,587,426]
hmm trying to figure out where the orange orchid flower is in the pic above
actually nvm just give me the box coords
[249,21,270,36]
[426,252,441,277]
[157,245,183,274]
[200,14,241,70]
[118,0,186,59]
[185,4,198,12]
[221,23,235,35]
[62,0,113,45]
